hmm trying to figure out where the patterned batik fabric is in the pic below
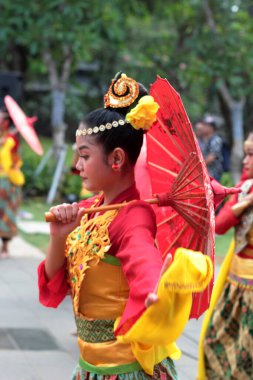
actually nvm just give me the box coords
[0,177,21,238]
[204,281,253,380]
[71,357,177,380]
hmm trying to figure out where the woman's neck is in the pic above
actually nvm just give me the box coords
[103,172,135,205]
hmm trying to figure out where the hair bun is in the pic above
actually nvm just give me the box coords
[104,72,139,109]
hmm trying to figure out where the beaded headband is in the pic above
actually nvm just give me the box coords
[76,119,128,136]
[104,72,139,109]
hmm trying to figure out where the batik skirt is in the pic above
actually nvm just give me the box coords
[204,277,253,380]
[0,177,21,239]
[71,357,177,380]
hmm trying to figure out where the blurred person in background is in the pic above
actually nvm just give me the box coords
[194,120,206,154]
[196,117,224,182]
[0,106,24,257]
[197,132,253,380]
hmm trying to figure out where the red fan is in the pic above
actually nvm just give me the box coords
[4,95,43,156]
[136,77,215,319]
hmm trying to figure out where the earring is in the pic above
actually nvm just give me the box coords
[112,163,120,171]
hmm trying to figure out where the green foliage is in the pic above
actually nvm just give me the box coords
[60,171,82,198]
[21,139,53,196]
[21,136,74,197]
[215,228,234,257]
[20,197,51,221]
[220,172,234,188]
[1,0,253,147]
[19,197,51,253]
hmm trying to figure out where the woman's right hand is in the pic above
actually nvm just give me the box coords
[49,202,86,238]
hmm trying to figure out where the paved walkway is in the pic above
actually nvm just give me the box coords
[0,231,206,380]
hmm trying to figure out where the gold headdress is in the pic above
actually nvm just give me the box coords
[76,72,159,136]
[104,72,139,109]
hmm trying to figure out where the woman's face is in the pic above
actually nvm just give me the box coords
[75,132,114,193]
[243,143,253,178]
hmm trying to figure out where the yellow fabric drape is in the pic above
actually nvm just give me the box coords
[197,239,235,380]
[116,248,214,375]
[0,137,15,173]
[0,137,25,186]
[229,253,253,279]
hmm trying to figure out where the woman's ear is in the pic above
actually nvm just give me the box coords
[109,147,126,169]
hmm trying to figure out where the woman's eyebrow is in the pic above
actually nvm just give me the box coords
[78,145,90,151]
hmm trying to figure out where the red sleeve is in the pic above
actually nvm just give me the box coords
[37,260,69,308]
[37,197,99,308]
[215,184,241,235]
[112,201,163,336]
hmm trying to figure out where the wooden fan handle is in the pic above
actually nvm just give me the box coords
[44,198,158,223]
[45,212,58,223]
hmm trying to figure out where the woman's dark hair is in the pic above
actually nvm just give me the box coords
[80,79,148,165]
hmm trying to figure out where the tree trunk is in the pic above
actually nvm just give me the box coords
[230,102,244,184]
[218,83,245,184]
[51,88,66,157]
[43,48,72,159]
[203,0,246,184]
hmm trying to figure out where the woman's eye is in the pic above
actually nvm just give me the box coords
[80,155,89,160]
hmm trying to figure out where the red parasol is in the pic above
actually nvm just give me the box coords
[4,95,43,156]
[136,77,215,319]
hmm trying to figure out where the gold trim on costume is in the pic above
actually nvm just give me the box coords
[65,203,119,314]
[229,254,253,280]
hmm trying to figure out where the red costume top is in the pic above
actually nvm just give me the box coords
[215,183,242,235]
[38,184,162,332]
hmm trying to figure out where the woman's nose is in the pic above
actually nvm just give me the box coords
[243,156,248,165]
[76,158,82,171]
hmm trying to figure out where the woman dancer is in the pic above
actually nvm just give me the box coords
[0,106,24,257]
[38,73,212,379]
[197,132,253,379]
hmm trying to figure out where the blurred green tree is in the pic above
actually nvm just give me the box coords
[1,0,253,184]
[119,0,253,182]
[0,0,129,156]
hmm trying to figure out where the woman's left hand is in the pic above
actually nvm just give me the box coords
[145,253,173,308]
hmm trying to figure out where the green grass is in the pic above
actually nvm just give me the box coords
[18,197,50,254]
[215,229,234,257]
[19,230,49,254]
[20,197,50,221]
